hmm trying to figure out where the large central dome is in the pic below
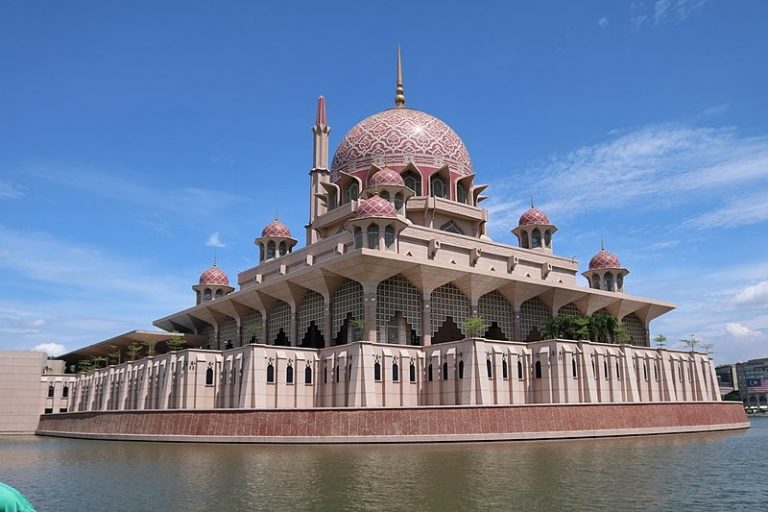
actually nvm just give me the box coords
[330,108,473,180]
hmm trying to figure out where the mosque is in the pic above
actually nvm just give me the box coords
[22,52,748,442]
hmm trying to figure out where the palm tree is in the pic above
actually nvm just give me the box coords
[653,334,667,347]
[127,343,144,361]
[542,316,563,339]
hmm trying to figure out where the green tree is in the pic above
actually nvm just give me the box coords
[127,342,144,361]
[653,334,667,347]
[542,316,563,339]
[349,318,367,342]
[589,311,621,343]
[77,358,95,373]
[462,316,487,338]
[166,336,186,352]
[91,356,108,369]
[143,340,159,357]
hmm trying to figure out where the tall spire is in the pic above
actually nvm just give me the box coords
[395,45,405,107]
[315,95,327,126]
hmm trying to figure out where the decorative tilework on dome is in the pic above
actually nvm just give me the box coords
[519,207,550,226]
[261,219,292,238]
[331,108,473,179]
[589,250,622,270]
[199,265,229,286]
[356,195,398,219]
[368,168,404,187]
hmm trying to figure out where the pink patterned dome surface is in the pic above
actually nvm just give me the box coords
[519,207,550,226]
[589,250,622,270]
[199,265,229,286]
[331,108,473,180]
[368,168,405,187]
[356,195,398,219]
[261,219,292,238]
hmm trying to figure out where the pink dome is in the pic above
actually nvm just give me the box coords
[519,207,550,226]
[589,250,621,270]
[368,168,405,187]
[331,108,473,180]
[356,195,398,219]
[261,219,292,238]
[199,265,229,286]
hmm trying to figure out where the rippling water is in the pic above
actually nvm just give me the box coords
[1,419,766,511]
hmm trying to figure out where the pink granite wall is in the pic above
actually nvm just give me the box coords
[36,402,748,442]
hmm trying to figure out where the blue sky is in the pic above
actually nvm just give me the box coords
[1,1,767,363]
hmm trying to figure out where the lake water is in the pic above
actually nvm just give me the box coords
[1,418,766,511]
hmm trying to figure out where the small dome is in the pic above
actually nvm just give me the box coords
[356,195,398,219]
[199,265,229,286]
[589,250,622,270]
[368,168,404,187]
[519,207,550,226]
[261,219,292,238]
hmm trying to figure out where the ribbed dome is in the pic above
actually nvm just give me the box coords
[589,250,621,270]
[519,207,550,226]
[199,265,229,286]
[331,108,472,179]
[356,195,398,219]
[261,219,292,238]
[368,168,405,187]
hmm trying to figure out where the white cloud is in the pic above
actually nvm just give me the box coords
[598,16,609,27]
[0,180,24,199]
[724,322,759,338]
[733,280,768,307]
[205,232,226,248]
[633,0,708,27]
[32,343,67,357]
[686,191,768,229]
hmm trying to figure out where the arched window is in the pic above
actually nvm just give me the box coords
[603,360,608,379]
[604,272,614,292]
[278,241,287,256]
[324,366,328,384]
[335,365,340,383]
[442,362,448,380]
[384,225,396,250]
[486,359,493,378]
[374,361,382,381]
[409,362,416,382]
[643,363,648,381]
[517,360,523,379]
[457,183,467,204]
[215,289,223,298]
[266,363,275,383]
[367,224,379,249]
[592,275,600,289]
[354,227,363,249]
[534,361,542,379]
[616,361,620,380]
[502,360,508,379]
[458,360,464,379]
[206,367,214,385]
[617,274,624,291]
[428,364,433,381]
[62,385,69,398]
[203,289,212,301]
[544,230,552,248]
[305,366,313,384]
[521,231,529,249]
[572,358,577,378]
[267,241,276,259]
[286,365,294,384]
[532,228,542,248]
[380,190,390,201]
[346,182,359,203]
[47,385,54,398]
[392,362,399,382]
[394,193,404,211]
[403,171,421,195]
[430,176,447,198]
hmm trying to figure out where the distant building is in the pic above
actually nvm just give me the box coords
[715,364,738,398]
[736,358,768,409]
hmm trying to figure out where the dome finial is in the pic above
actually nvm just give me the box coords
[212,254,217,267]
[531,195,535,208]
[601,233,605,251]
[395,45,405,107]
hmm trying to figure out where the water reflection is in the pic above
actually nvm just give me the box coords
[0,421,761,512]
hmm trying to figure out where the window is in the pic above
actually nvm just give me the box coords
[544,230,552,248]
[384,225,396,250]
[430,176,447,198]
[374,361,382,381]
[604,360,608,379]
[457,183,467,204]
[592,275,600,289]
[380,190,390,201]
[215,289,223,298]
[616,361,620,380]
[403,171,421,195]
[203,289,212,301]
[617,274,624,291]
[604,272,614,292]
[392,362,399,382]
[47,385,54,398]
[305,366,313,384]
[442,362,448,380]
[266,363,275,383]
[346,182,359,203]
[428,364,433,381]
[572,358,577,378]
[206,367,214,385]
[62,386,69,398]
[517,360,523,379]
[286,365,294,384]
[44,408,53,414]
[279,241,287,256]
[335,365,340,383]
[367,224,379,249]
[458,360,464,379]
[354,227,363,249]
[535,361,542,379]
[267,241,276,259]
[532,228,541,248]
[324,366,328,384]
[502,360,508,380]
[59,408,67,413]
[521,231,529,249]
[487,359,493,379]
[643,363,648,381]
[409,362,416,382]
[394,193,404,211]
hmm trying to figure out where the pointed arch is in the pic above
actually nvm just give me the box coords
[621,313,646,346]
[478,290,513,341]
[520,297,551,342]
[402,169,422,196]
[430,283,470,343]
[267,300,291,346]
[298,290,325,348]
[376,274,422,344]
[332,279,364,345]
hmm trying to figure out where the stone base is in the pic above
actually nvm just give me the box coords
[36,402,749,444]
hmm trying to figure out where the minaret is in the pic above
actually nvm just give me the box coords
[307,95,331,245]
[395,46,405,107]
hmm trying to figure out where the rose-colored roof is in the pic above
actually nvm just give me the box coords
[368,168,405,187]
[199,265,229,286]
[261,219,292,238]
[519,207,550,226]
[331,108,473,179]
[356,195,398,219]
[589,250,622,270]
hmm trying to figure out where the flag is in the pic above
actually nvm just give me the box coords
[746,378,768,392]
